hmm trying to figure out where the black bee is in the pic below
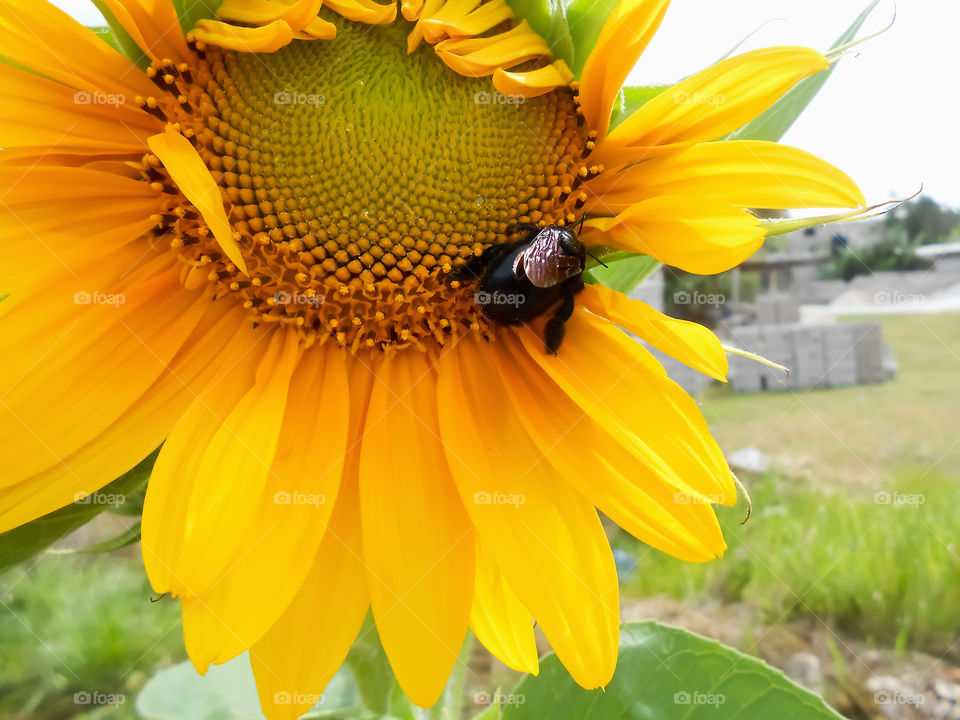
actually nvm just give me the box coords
[449,222,589,354]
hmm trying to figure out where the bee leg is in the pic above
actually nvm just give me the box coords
[543,285,579,355]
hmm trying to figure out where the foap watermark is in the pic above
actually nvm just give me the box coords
[873,291,925,306]
[274,490,326,507]
[674,290,725,306]
[873,491,925,508]
[674,690,726,707]
[674,91,725,106]
[473,90,525,106]
[474,691,526,707]
[273,691,325,706]
[874,690,926,707]
[74,290,126,307]
[273,90,326,108]
[273,290,325,308]
[474,290,524,308]
[74,90,125,107]
[74,492,126,506]
[74,691,126,707]
[473,491,525,507]
[674,492,728,506]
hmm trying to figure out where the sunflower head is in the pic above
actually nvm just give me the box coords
[0,0,869,718]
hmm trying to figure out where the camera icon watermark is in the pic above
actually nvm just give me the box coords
[474,691,526,706]
[673,690,725,707]
[74,91,125,107]
[273,690,325,706]
[873,490,925,508]
[273,90,326,108]
[674,290,725,306]
[874,690,925,707]
[474,290,524,308]
[272,290,325,308]
[74,492,126,506]
[74,691,125,707]
[473,90,525,106]
[273,490,326,507]
[674,91,725,106]
[473,490,525,507]
[74,290,126,307]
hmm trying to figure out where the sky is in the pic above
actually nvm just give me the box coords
[51,0,958,208]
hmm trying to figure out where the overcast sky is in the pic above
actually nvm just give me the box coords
[52,0,957,208]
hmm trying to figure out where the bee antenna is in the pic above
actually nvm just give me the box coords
[576,213,586,235]
[586,250,608,268]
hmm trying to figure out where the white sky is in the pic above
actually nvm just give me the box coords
[51,0,958,208]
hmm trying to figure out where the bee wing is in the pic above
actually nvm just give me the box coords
[517,228,582,288]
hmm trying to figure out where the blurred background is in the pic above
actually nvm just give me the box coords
[3,1,957,719]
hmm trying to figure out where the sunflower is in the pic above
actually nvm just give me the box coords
[0,0,865,716]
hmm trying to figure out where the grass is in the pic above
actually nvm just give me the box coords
[619,312,960,656]
[0,552,184,719]
[618,470,960,655]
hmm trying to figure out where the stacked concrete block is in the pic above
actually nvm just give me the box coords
[852,323,885,384]
[754,292,800,325]
[822,324,858,387]
[726,321,887,393]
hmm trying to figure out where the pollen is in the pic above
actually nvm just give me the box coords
[138,12,595,352]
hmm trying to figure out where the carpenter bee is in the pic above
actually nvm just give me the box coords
[449,221,595,354]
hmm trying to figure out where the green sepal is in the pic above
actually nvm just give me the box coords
[47,521,141,555]
[89,0,151,68]
[171,0,222,34]
[505,0,619,76]
[0,449,157,576]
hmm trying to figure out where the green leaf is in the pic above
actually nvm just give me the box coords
[506,0,620,76]
[137,651,391,720]
[729,0,881,142]
[0,450,156,575]
[608,84,670,132]
[583,254,660,294]
[502,622,844,720]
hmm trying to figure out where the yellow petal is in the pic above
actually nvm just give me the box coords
[0,265,207,484]
[492,60,573,99]
[587,140,865,212]
[578,0,670,137]
[496,333,726,562]
[0,0,157,99]
[437,336,619,690]
[192,18,294,53]
[595,47,828,167]
[216,0,323,34]
[96,0,190,61]
[148,126,248,274]
[582,195,765,274]
[251,474,368,720]
[141,326,274,595]
[436,21,550,77]
[0,306,253,535]
[173,330,301,596]
[360,351,475,708]
[0,63,160,155]
[579,283,727,380]
[437,0,513,37]
[324,0,397,24]
[180,347,350,670]
[470,539,539,674]
[517,311,736,506]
